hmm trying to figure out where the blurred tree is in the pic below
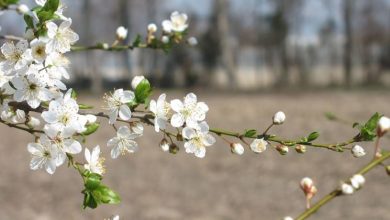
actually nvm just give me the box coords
[342,0,354,87]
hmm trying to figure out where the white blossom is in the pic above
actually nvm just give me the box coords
[131,75,145,89]
[160,139,170,152]
[273,111,286,125]
[46,19,79,53]
[27,135,59,174]
[1,40,32,73]
[44,124,82,166]
[378,116,390,136]
[150,93,171,132]
[107,126,141,159]
[116,26,128,40]
[170,93,209,128]
[17,4,29,14]
[231,143,244,155]
[161,36,169,44]
[250,138,268,153]
[350,174,365,189]
[187,37,198,46]
[41,89,87,135]
[12,75,52,109]
[162,11,188,33]
[84,145,105,175]
[351,145,366,158]
[1,108,26,124]
[182,121,216,158]
[103,89,134,124]
[147,23,157,33]
[30,39,48,63]
[341,183,354,195]
[283,217,294,220]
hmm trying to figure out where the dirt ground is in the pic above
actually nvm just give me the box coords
[1,90,390,220]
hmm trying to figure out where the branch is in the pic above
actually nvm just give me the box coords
[295,151,390,220]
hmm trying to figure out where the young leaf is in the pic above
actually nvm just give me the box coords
[132,34,141,47]
[82,123,100,136]
[93,185,121,205]
[134,78,152,104]
[244,129,257,138]
[358,112,381,141]
[24,15,34,30]
[85,173,102,190]
[307,132,319,142]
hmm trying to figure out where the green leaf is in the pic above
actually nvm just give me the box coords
[83,191,98,209]
[93,185,121,204]
[85,173,102,190]
[71,89,78,99]
[244,129,257,138]
[324,112,337,121]
[36,0,59,22]
[24,15,34,29]
[79,104,94,109]
[358,112,381,141]
[132,34,141,47]
[81,123,100,136]
[134,78,152,104]
[307,132,319,142]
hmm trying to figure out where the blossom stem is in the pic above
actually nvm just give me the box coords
[262,123,274,135]
[295,151,390,220]
[0,118,43,134]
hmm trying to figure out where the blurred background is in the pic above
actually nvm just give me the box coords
[2,0,390,91]
[1,0,390,219]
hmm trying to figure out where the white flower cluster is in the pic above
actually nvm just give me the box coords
[340,174,365,195]
[149,93,215,158]
[0,1,102,175]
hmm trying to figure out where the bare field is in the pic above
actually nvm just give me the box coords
[1,90,390,220]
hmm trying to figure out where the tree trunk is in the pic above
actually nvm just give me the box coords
[343,0,353,87]
[216,0,236,89]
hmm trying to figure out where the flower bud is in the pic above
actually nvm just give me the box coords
[102,43,109,50]
[27,116,41,128]
[176,133,184,142]
[283,217,294,220]
[131,75,145,89]
[116,26,128,40]
[300,177,317,199]
[24,29,35,41]
[160,139,170,152]
[377,116,390,137]
[169,143,179,154]
[187,37,198,46]
[230,143,244,155]
[276,145,289,155]
[341,183,354,195]
[162,36,170,44]
[147,23,157,33]
[350,174,365,189]
[273,111,286,125]
[295,145,306,154]
[351,145,366,158]
[17,4,29,14]
[250,138,267,153]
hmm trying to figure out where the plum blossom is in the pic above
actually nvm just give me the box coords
[30,39,48,63]
[351,145,366,158]
[84,145,105,175]
[41,89,87,135]
[107,126,141,159]
[0,40,32,73]
[44,124,82,166]
[273,111,286,124]
[250,138,268,153]
[12,75,52,108]
[46,19,79,53]
[170,93,209,128]
[27,135,59,174]
[150,93,171,132]
[182,121,216,158]
[103,89,134,124]
[116,26,128,40]
[350,174,365,189]
[162,11,188,33]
